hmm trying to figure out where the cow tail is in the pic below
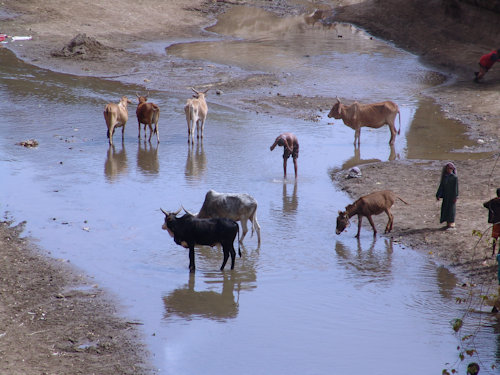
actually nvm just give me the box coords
[397,110,401,135]
[397,196,409,205]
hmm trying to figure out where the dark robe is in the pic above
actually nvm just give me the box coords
[436,173,458,223]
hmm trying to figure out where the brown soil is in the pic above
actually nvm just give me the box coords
[1,0,500,373]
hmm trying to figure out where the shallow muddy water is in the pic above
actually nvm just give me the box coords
[1,6,498,375]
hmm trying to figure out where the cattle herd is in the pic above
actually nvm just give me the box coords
[104,88,405,272]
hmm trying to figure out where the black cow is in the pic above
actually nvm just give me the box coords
[161,208,240,272]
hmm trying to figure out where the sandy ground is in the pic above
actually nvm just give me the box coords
[1,0,500,372]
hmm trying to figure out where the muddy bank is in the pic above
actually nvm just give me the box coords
[0,221,153,374]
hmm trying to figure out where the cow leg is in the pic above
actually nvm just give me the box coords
[121,125,125,140]
[200,119,205,139]
[388,123,396,145]
[189,246,196,272]
[155,123,160,143]
[251,214,262,247]
[229,246,236,270]
[190,121,195,144]
[355,129,361,147]
[366,215,377,236]
[108,125,115,145]
[148,124,153,142]
[385,209,394,233]
[239,221,248,243]
[138,121,141,139]
[356,215,363,238]
[220,247,230,271]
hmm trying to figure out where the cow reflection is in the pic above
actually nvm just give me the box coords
[163,272,240,321]
[341,147,381,171]
[283,181,298,214]
[104,143,128,182]
[184,142,207,182]
[329,145,397,177]
[334,237,394,283]
[137,140,159,175]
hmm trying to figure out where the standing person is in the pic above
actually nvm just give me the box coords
[474,48,500,82]
[270,132,299,179]
[436,162,458,229]
[483,188,500,255]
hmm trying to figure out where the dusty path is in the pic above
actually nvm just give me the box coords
[1,0,500,373]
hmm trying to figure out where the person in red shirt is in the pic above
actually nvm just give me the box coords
[474,49,500,82]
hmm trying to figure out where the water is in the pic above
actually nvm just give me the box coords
[0,6,497,374]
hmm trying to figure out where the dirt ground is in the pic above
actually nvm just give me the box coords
[1,0,500,373]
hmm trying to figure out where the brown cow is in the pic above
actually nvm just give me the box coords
[336,190,408,238]
[328,97,401,146]
[104,96,132,145]
[136,94,160,143]
[184,88,208,144]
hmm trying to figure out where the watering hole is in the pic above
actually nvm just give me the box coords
[0,5,497,374]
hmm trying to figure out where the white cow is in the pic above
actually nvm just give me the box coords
[184,88,208,144]
[104,96,132,145]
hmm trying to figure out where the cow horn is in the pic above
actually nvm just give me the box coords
[336,96,340,103]
[173,207,182,216]
[191,88,199,95]
[160,208,168,216]
[181,205,195,216]
[136,93,140,98]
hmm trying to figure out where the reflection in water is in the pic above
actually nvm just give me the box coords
[335,237,394,283]
[282,181,298,214]
[332,145,397,174]
[406,98,490,160]
[104,143,128,182]
[435,265,458,300]
[184,142,207,183]
[137,141,159,175]
[163,272,240,321]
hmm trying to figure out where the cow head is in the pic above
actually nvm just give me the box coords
[335,210,350,235]
[120,96,133,108]
[136,93,148,104]
[192,88,209,99]
[161,207,182,236]
[327,97,342,119]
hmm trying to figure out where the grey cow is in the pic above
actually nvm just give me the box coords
[185,190,261,247]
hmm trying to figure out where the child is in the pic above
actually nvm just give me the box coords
[474,49,500,82]
[483,188,500,255]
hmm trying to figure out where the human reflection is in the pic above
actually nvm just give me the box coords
[435,265,458,300]
[136,140,159,175]
[282,180,298,214]
[104,142,128,182]
[184,142,207,182]
[334,237,394,283]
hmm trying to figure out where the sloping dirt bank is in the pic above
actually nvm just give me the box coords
[1,0,500,373]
